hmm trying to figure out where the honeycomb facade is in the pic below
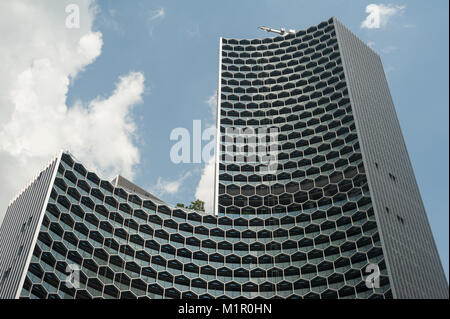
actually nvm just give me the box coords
[7,152,391,299]
[214,17,391,298]
[0,18,448,299]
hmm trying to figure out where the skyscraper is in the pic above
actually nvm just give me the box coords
[0,17,447,299]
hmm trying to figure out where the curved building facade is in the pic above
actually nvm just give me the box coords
[213,17,392,298]
[0,18,448,299]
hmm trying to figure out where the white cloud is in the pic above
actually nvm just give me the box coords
[381,45,397,54]
[193,92,218,213]
[0,1,145,223]
[361,4,405,29]
[195,156,215,213]
[154,171,192,195]
[205,91,218,126]
[206,91,217,117]
[147,7,165,37]
[150,8,165,21]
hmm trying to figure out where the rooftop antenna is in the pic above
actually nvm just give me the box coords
[259,26,296,35]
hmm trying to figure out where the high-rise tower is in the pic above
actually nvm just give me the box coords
[0,18,447,299]
[213,17,448,299]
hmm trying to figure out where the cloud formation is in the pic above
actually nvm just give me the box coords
[381,45,397,54]
[205,91,218,121]
[147,7,165,37]
[0,1,145,222]
[154,171,192,196]
[150,8,165,21]
[195,156,215,213]
[361,4,405,29]
[194,91,219,213]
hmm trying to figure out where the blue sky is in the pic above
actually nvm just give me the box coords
[62,1,448,280]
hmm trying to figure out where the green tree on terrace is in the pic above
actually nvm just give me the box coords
[188,199,205,212]
[176,199,205,212]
